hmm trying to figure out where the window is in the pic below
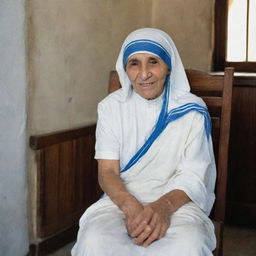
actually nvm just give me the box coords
[214,0,256,72]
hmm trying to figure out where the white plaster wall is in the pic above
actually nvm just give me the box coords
[28,0,152,135]
[28,0,214,135]
[152,0,215,71]
[0,0,29,255]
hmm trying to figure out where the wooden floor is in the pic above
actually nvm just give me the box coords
[48,225,256,256]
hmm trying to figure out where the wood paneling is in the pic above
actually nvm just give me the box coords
[30,124,101,254]
[27,225,79,256]
[226,76,256,227]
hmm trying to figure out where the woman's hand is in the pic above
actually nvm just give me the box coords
[130,198,172,247]
[121,197,144,236]
[97,159,145,235]
[130,190,190,247]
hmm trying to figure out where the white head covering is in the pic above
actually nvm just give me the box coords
[115,28,205,110]
[114,28,210,173]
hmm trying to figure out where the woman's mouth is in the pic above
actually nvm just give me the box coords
[139,82,155,87]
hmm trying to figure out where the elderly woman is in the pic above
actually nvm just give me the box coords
[72,28,216,255]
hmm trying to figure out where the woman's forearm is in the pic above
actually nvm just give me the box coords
[97,159,139,212]
[98,171,136,209]
[157,189,191,215]
[97,160,144,235]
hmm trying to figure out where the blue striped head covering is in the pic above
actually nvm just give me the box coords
[116,28,192,104]
[123,39,172,70]
[114,28,212,173]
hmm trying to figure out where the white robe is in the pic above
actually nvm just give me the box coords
[71,90,217,256]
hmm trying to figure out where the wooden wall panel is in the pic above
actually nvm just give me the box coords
[40,145,59,231]
[58,141,75,217]
[74,137,92,211]
[30,125,101,239]
[226,76,256,227]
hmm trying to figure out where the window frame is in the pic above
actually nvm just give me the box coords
[214,0,256,72]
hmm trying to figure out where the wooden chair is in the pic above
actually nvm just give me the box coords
[108,67,234,256]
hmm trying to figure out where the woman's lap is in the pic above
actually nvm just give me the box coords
[72,201,216,256]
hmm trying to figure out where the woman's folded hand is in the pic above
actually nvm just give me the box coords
[130,198,172,247]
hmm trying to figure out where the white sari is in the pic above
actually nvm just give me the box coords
[72,28,216,255]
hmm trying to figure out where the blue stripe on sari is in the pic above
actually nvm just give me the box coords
[120,77,211,173]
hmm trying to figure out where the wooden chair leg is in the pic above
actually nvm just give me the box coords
[213,220,224,256]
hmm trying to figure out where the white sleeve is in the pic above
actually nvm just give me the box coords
[94,102,120,160]
[163,114,216,215]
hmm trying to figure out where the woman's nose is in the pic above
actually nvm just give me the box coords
[139,65,152,80]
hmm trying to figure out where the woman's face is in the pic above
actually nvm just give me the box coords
[126,53,169,100]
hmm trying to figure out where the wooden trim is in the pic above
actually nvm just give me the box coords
[212,221,224,256]
[214,0,227,71]
[108,70,121,93]
[186,70,224,91]
[225,62,256,72]
[206,72,256,87]
[28,224,78,256]
[234,76,256,87]
[203,97,222,107]
[214,67,234,221]
[246,0,250,61]
[30,124,96,150]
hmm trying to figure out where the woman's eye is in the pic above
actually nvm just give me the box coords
[149,59,158,64]
[128,61,138,66]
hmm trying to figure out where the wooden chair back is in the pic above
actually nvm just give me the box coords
[185,68,234,222]
[108,67,234,256]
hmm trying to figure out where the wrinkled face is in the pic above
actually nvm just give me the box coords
[126,53,169,100]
